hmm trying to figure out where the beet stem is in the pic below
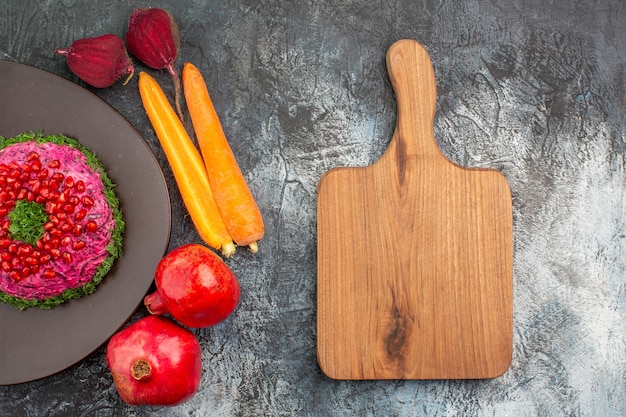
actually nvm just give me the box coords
[167,64,184,123]
[122,66,135,86]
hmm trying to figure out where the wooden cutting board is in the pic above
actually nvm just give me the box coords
[317,39,513,380]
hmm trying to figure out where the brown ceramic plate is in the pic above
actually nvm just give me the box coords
[0,61,171,385]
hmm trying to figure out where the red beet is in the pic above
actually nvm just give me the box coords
[106,315,202,406]
[126,8,183,120]
[144,244,241,328]
[54,34,134,88]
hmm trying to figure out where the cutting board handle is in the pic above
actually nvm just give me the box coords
[384,39,442,163]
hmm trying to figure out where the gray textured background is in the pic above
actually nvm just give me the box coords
[1,0,624,416]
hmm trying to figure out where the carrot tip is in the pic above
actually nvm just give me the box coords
[248,242,259,253]
[221,242,236,258]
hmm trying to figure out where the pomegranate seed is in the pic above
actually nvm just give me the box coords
[62,252,73,264]
[8,162,19,171]
[51,237,61,248]
[75,180,85,192]
[0,164,9,172]
[57,212,67,220]
[50,228,62,238]
[58,189,69,203]
[21,163,32,173]
[73,241,86,251]
[7,190,15,201]
[35,195,45,204]
[1,252,11,261]
[40,254,52,264]
[40,188,50,199]
[48,160,61,169]
[26,191,35,202]
[51,173,64,183]
[20,267,31,278]
[24,256,39,266]
[37,168,49,180]
[1,221,9,231]
[75,209,87,221]
[81,195,95,207]
[50,248,61,259]
[27,151,39,160]
[61,223,73,233]
[36,239,45,249]
[19,172,29,182]
[31,265,40,274]
[43,221,54,231]
[30,179,41,193]
[1,261,12,272]
[73,224,83,236]
[0,191,7,202]
[85,220,98,232]
[43,268,55,279]
[0,207,7,217]
[18,245,33,256]
[60,236,72,246]
[0,238,10,249]
[10,271,22,282]
[30,158,42,172]
[16,188,26,200]
[68,195,80,206]
[49,214,59,225]
[65,176,75,188]
[63,203,76,213]
[8,243,18,254]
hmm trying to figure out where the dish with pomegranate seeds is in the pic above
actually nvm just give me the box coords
[0,60,171,385]
[0,133,124,309]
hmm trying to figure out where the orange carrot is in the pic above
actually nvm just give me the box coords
[182,62,264,252]
[138,71,235,257]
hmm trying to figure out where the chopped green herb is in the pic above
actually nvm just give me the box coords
[8,200,49,246]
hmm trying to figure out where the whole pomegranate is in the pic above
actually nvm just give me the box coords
[106,315,202,406]
[144,243,241,328]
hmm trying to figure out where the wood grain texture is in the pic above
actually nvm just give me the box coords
[317,39,513,380]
